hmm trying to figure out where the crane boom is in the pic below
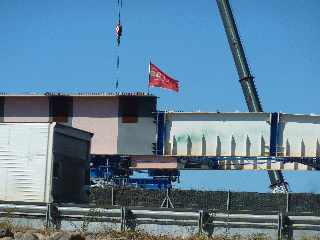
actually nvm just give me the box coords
[216,0,288,193]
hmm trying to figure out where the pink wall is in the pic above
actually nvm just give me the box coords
[2,95,156,155]
[4,97,50,122]
[72,97,119,154]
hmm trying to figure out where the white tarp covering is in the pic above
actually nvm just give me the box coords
[280,114,320,157]
[0,122,92,203]
[0,123,52,202]
[165,112,320,158]
[165,112,271,157]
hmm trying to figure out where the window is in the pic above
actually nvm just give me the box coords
[118,96,156,124]
[49,96,72,123]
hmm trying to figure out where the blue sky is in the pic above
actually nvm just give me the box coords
[1,0,319,193]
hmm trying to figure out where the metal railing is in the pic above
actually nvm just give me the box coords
[1,202,320,239]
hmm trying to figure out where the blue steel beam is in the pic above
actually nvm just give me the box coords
[156,111,165,155]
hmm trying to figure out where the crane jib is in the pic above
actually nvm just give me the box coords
[216,0,288,193]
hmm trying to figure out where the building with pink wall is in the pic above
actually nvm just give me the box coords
[4,97,50,122]
[0,93,157,155]
[72,97,119,154]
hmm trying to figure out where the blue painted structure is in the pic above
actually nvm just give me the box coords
[90,111,320,189]
[156,111,165,155]
[90,153,178,189]
[269,112,279,156]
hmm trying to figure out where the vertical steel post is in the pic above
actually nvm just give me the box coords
[278,212,293,240]
[45,203,60,230]
[277,212,282,240]
[155,111,159,155]
[198,210,204,235]
[286,192,290,213]
[45,203,51,229]
[225,190,231,234]
[156,111,165,155]
[226,190,230,211]
[121,207,126,231]
[111,186,114,206]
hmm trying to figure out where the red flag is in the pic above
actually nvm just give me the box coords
[149,62,179,92]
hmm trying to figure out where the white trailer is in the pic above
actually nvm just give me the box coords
[0,122,92,203]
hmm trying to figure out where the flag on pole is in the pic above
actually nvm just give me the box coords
[148,62,179,92]
[115,23,122,46]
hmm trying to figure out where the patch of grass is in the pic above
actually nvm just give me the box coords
[91,230,273,240]
[300,235,320,240]
[0,220,13,231]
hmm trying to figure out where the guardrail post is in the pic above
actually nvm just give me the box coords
[45,203,51,229]
[120,207,126,231]
[45,203,60,230]
[278,212,293,240]
[198,210,214,237]
[111,186,114,206]
[225,190,231,234]
[198,210,203,235]
[277,212,282,240]
[120,207,136,232]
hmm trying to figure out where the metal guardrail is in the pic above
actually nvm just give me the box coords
[1,203,320,239]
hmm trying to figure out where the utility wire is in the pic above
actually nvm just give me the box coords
[115,0,123,90]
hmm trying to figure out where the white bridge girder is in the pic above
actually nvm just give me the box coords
[163,112,320,158]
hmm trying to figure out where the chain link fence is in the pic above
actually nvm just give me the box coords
[90,187,320,215]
